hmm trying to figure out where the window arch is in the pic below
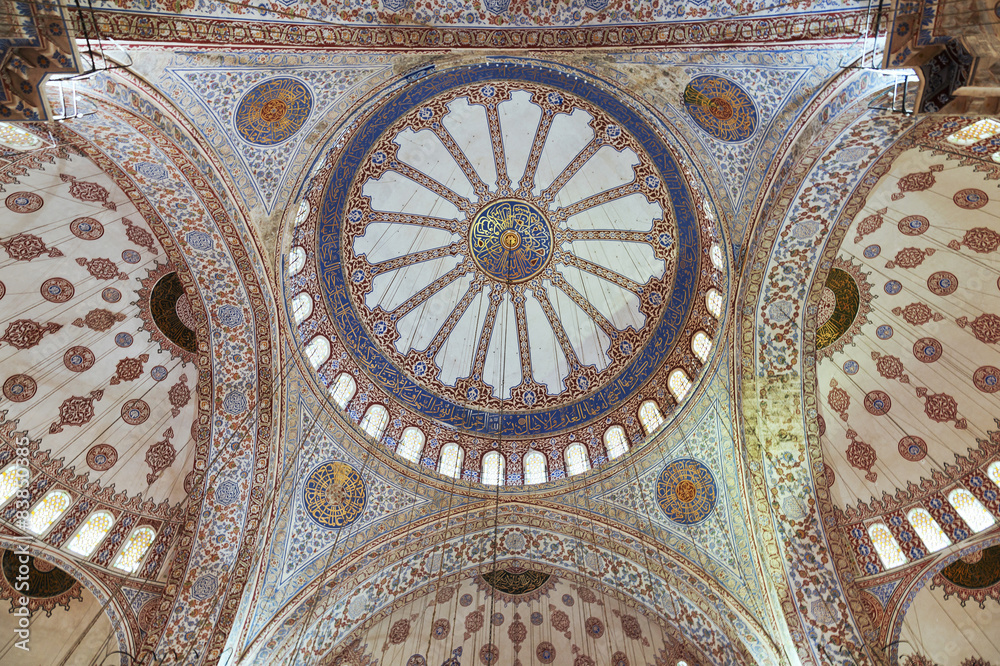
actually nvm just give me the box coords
[66,511,115,557]
[294,199,311,225]
[705,289,723,318]
[668,369,692,402]
[988,461,1000,489]
[946,118,1000,146]
[482,451,504,486]
[292,292,313,324]
[604,426,629,460]
[906,508,951,553]
[288,246,306,276]
[0,464,27,506]
[867,523,907,569]
[565,443,591,477]
[113,526,157,573]
[0,125,42,151]
[360,405,389,440]
[710,244,724,270]
[691,331,712,363]
[947,488,996,533]
[638,401,664,435]
[304,336,331,368]
[331,373,357,409]
[439,443,464,479]
[397,427,425,463]
[524,450,547,485]
[28,490,71,535]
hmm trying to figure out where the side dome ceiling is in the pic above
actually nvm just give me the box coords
[288,61,727,487]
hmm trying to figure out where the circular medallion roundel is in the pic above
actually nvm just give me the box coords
[953,188,988,209]
[5,191,42,213]
[40,277,74,303]
[87,444,118,471]
[913,337,942,363]
[234,78,312,146]
[973,366,1000,393]
[70,217,104,240]
[655,458,717,524]
[314,62,712,441]
[3,374,36,402]
[63,346,95,372]
[682,75,759,142]
[303,461,366,528]
[898,435,927,462]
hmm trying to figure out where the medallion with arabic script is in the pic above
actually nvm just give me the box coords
[470,200,553,282]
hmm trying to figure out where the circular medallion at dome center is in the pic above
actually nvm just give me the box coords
[470,199,553,283]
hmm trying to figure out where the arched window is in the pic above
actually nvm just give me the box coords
[710,244,724,270]
[482,451,504,486]
[360,405,389,440]
[292,292,313,324]
[66,511,115,557]
[331,373,357,409]
[668,369,691,402]
[988,461,1000,489]
[947,488,996,533]
[946,118,1000,146]
[304,336,330,368]
[906,508,951,553]
[294,199,311,225]
[288,246,306,276]
[565,443,591,477]
[638,400,664,435]
[28,490,71,535]
[604,426,629,460]
[705,289,723,318]
[0,464,27,506]
[691,331,712,363]
[524,450,547,485]
[113,526,156,573]
[439,443,464,479]
[993,151,1000,165]
[397,427,425,463]
[867,523,907,569]
[0,125,42,151]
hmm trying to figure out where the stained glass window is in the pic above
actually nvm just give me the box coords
[331,373,357,409]
[288,246,306,276]
[113,526,156,573]
[946,118,1000,146]
[295,199,311,225]
[439,443,463,479]
[482,451,504,485]
[0,464,28,506]
[28,490,71,535]
[692,331,712,363]
[906,508,951,553]
[604,426,629,460]
[710,244,724,270]
[668,369,691,402]
[947,488,995,533]
[706,289,723,318]
[524,450,547,485]
[360,405,389,440]
[397,427,425,462]
[0,125,42,151]
[66,511,115,557]
[565,443,590,476]
[292,292,313,324]
[304,336,330,368]
[988,461,1000,489]
[867,523,908,569]
[638,400,664,435]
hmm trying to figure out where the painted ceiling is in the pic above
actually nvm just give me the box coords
[0,5,997,665]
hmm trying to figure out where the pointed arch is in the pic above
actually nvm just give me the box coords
[482,451,504,485]
[331,373,357,409]
[604,426,629,460]
[565,443,591,476]
[439,444,464,479]
[638,400,664,435]
[524,450,547,485]
[397,427,425,463]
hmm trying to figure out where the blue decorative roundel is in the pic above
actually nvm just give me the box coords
[303,461,367,528]
[235,77,312,146]
[469,199,552,283]
[682,75,758,143]
[655,458,717,525]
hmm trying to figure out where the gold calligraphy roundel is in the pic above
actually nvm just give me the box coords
[303,461,366,528]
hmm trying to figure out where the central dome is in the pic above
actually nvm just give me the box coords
[296,61,723,481]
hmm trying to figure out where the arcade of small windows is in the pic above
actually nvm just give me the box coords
[944,117,1000,162]
[859,473,1000,571]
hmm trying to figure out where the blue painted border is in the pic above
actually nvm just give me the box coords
[317,62,700,438]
